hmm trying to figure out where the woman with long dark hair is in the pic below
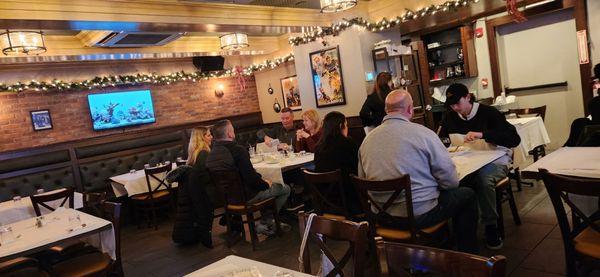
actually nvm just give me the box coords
[172,127,214,248]
[360,72,393,128]
[314,111,362,215]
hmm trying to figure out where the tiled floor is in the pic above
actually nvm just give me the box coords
[120,180,577,276]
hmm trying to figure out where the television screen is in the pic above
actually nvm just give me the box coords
[88,90,156,131]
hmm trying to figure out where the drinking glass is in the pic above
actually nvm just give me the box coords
[12,196,21,203]
[68,211,81,226]
[441,137,451,148]
[144,163,150,169]
[36,188,44,195]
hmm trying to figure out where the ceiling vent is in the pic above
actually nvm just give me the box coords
[77,31,183,48]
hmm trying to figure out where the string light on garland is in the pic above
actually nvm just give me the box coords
[289,0,480,46]
[0,53,294,93]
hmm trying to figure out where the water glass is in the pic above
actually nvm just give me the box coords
[441,137,451,148]
[1,226,16,243]
[144,163,150,169]
[12,196,21,203]
[68,211,81,226]
[129,169,136,174]
[36,188,44,195]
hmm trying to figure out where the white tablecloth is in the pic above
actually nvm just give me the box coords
[507,117,551,167]
[186,255,313,277]
[522,147,600,216]
[450,150,505,180]
[0,189,83,225]
[110,164,177,197]
[0,208,115,261]
[252,153,314,184]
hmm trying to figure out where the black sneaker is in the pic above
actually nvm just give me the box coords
[485,225,503,250]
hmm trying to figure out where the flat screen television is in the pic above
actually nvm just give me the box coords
[88,90,156,131]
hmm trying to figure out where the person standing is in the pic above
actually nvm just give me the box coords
[439,83,521,250]
[360,72,393,130]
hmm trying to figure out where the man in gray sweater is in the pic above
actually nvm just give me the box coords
[358,89,479,253]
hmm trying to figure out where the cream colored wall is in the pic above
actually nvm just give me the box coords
[588,0,600,70]
[291,28,392,120]
[253,63,298,123]
[496,11,583,150]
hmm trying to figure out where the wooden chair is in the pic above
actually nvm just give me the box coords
[0,257,49,277]
[495,177,521,239]
[131,163,173,229]
[540,169,600,277]
[376,238,507,277]
[30,187,75,216]
[302,169,351,220]
[52,201,124,277]
[298,212,370,277]
[208,169,281,251]
[508,105,547,161]
[350,174,448,245]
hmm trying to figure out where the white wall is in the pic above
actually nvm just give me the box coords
[588,0,600,69]
[496,10,583,149]
[253,63,298,123]
[292,28,395,120]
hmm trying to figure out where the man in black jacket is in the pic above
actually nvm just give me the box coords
[206,120,291,236]
[440,83,521,250]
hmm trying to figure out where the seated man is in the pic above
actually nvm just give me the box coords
[359,89,479,254]
[206,119,291,235]
[257,107,297,150]
[440,83,521,250]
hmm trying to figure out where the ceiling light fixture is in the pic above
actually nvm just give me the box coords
[0,30,47,56]
[219,33,249,50]
[320,0,357,13]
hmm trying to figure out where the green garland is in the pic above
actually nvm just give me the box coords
[289,0,480,46]
[0,53,294,93]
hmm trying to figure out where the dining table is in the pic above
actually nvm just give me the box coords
[185,255,313,277]
[507,116,551,167]
[449,149,505,180]
[251,153,315,185]
[110,163,177,197]
[522,147,600,216]
[0,208,115,263]
[0,189,83,225]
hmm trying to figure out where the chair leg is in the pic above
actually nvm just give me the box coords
[496,189,505,239]
[225,212,232,248]
[506,184,521,225]
[513,168,523,191]
[246,212,259,251]
[272,202,282,237]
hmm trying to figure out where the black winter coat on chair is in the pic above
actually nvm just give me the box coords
[171,150,214,246]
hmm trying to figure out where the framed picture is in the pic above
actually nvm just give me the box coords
[280,75,301,111]
[30,109,53,131]
[309,46,346,108]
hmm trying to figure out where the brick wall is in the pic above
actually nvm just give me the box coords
[0,76,259,152]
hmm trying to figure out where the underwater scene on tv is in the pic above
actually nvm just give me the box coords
[88,90,156,131]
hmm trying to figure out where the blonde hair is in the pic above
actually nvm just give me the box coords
[187,126,211,165]
[302,109,321,132]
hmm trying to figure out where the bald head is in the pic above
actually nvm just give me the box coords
[385,89,414,118]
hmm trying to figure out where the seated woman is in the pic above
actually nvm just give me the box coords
[295,109,322,153]
[564,96,600,146]
[313,111,362,216]
[172,127,214,248]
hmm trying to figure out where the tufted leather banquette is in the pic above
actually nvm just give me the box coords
[0,112,365,202]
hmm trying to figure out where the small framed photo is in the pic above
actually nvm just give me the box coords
[30,109,53,131]
[280,75,302,111]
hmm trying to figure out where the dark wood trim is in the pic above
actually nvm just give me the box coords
[411,40,434,129]
[505,81,568,94]
[460,25,478,78]
[574,0,592,115]
[485,0,576,97]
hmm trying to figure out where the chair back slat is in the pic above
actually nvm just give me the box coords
[540,168,600,253]
[298,212,369,277]
[350,174,418,240]
[376,238,507,277]
[30,188,75,216]
[143,163,172,200]
[508,105,547,121]
[208,169,249,206]
[302,169,350,218]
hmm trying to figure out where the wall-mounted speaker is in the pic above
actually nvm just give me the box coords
[192,56,225,72]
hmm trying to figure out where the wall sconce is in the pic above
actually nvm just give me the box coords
[215,84,224,97]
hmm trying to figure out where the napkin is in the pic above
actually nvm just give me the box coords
[449,133,496,151]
